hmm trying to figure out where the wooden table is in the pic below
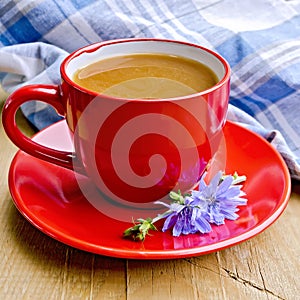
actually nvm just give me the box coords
[1,89,300,300]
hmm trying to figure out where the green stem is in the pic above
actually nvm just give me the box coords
[152,209,172,224]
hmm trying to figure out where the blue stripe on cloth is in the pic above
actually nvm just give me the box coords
[51,0,92,44]
[7,16,42,44]
[254,75,295,102]
[229,98,256,117]
[79,1,135,41]
[217,35,255,66]
[230,95,271,117]
[230,77,296,119]
[0,33,11,46]
[27,107,63,131]
[25,1,69,36]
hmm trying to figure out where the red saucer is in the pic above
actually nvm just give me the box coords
[8,121,291,259]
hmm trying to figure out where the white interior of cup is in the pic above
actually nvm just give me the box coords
[66,40,226,83]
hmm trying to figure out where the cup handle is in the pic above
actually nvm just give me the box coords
[2,84,79,171]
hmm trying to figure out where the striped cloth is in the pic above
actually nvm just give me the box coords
[0,0,299,179]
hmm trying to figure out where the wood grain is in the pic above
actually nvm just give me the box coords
[0,90,299,300]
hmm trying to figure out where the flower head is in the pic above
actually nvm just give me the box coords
[193,171,247,225]
[156,195,212,237]
[157,171,247,236]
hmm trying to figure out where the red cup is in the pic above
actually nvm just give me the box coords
[2,38,230,207]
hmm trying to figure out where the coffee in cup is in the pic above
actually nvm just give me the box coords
[73,53,218,99]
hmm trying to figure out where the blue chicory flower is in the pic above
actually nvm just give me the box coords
[192,171,247,226]
[156,196,212,237]
[156,171,247,236]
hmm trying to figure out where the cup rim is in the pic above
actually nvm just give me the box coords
[60,38,231,101]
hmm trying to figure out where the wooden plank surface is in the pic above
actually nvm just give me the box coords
[0,90,299,300]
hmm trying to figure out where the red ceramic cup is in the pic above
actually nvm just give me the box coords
[2,38,230,207]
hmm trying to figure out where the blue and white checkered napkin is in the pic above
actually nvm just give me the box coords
[0,0,300,180]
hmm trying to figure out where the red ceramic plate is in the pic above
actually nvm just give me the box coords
[8,121,291,259]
